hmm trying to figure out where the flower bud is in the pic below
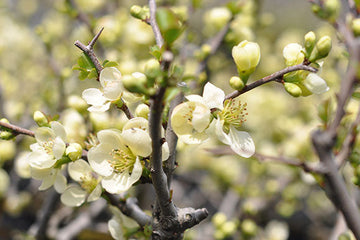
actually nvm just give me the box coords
[284,82,302,97]
[205,7,232,30]
[212,212,227,227]
[130,5,149,21]
[303,73,329,94]
[241,219,257,236]
[352,18,360,37]
[144,59,161,79]
[135,104,150,119]
[312,0,340,22]
[308,36,332,62]
[232,40,260,83]
[283,43,304,66]
[66,143,83,161]
[229,76,245,90]
[122,72,148,94]
[304,31,316,58]
[33,111,49,127]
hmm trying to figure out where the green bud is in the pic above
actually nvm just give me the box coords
[304,31,316,58]
[312,0,340,22]
[144,59,161,79]
[352,18,360,37]
[0,131,14,140]
[122,72,148,94]
[135,104,150,119]
[130,5,149,21]
[229,76,245,90]
[221,221,237,236]
[33,111,49,127]
[284,82,302,97]
[65,143,83,161]
[308,36,332,62]
[232,40,261,83]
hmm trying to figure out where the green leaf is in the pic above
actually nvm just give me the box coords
[78,53,95,70]
[352,91,360,99]
[78,70,89,80]
[164,87,181,103]
[156,8,183,45]
[103,60,119,68]
[150,45,162,60]
[87,68,98,79]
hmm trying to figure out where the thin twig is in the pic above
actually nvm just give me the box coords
[0,121,35,137]
[225,64,318,99]
[255,153,326,174]
[335,103,360,168]
[74,27,104,74]
[74,28,133,119]
[148,0,164,48]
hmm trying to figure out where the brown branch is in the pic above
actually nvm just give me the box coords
[74,27,104,75]
[148,0,164,48]
[0,121,35,137]
[335,103,360,168]
[225,64,318,99]
[255,153,326,174]
[74,28,133,119]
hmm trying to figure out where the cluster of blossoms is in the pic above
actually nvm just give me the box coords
[282,31,331,97]
[25,67,171,207]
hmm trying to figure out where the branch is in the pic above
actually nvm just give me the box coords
[164,93,184,188]
[312,130,360,239]
[74,27,104,75]
[225,64,318,99]
[255,153,326,174]
[0,120,35,137]
[148,0,164,48]
[335,103,360,168]
[74,28,133,120]
[105,193,152,228]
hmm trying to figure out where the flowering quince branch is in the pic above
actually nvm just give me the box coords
[310,3,360,238]
[148,0,164,48]
[225,64,318,99]
[0,120,35,137]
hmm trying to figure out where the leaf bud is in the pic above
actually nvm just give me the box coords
[122,72,148,94]
[232,40,260,83]
[309,36,332,62]
[284,82,302,97]
[65,143,83,161]
[229,76,245,90]
[352,18,360,37]
[156,8,183,45]
[304,31,316,58]
[33,111,49,127]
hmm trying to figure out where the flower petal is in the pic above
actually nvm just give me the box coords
[53,137,66,160]
[88,145,114,177]
[228,126,255,158]
[35,127,56,143]
[303,73,329,94]
[61,185,87,207]
[101,158,142,194]
[162,142,170,161]
[50,121,67,142]
[202,83,225,109]
[28,151,56,169]
[87,184,102,202]
[82,88,107,106]
[121,129,152,157]
[68,159,92,182]
[54,172,67,193]
[192,104,211,132]
[88,102,111,113]
[122,117,149,132]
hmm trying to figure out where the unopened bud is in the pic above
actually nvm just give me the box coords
[66,143,83,161]
[67,95,88,113]
[309,36,332,62]
[232,40,260,83]
[130,5,149,21]
[352,18,360,37]
[212,212,227,227]
[283,43,304,66]
[241,219,257,236]
[33,111,49,127]
[135,104,150,119]
[205,7,232,30]
[304,31,316,58]
[284,82,302,97]
[229,76,245,90]
[122,72,148,94]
